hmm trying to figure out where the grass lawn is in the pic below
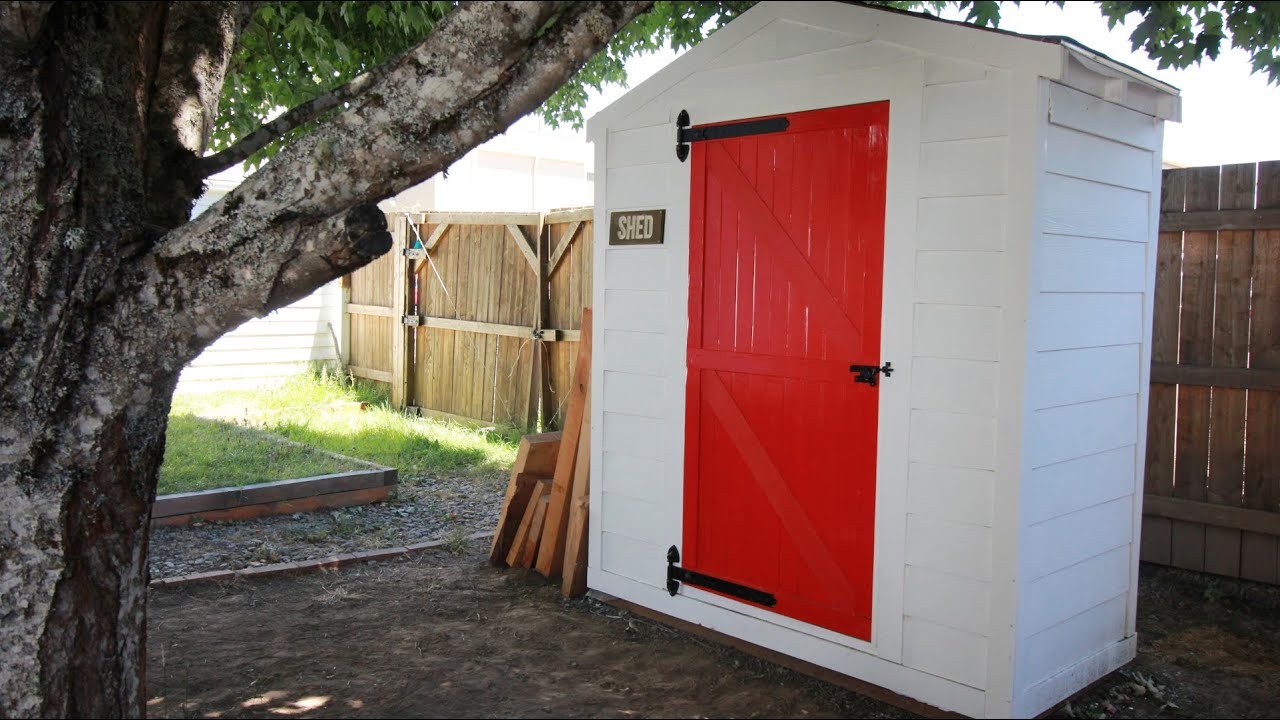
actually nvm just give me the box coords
[163,369,520,494]
[159,415,367,496]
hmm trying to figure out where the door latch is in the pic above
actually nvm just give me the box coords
[850,362,893,387]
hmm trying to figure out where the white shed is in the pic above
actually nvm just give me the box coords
[584,3,1179,717]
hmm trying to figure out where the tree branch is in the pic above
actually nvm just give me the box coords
[133,1,652,368]
[198,54,397,178]
[143,0,246,226]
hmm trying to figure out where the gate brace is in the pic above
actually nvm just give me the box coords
[666,546,777,607]
[676,110,791,162]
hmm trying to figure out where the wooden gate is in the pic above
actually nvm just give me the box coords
[1142,162,1280,583]
[345,210,593,431]
[683,103,889,639]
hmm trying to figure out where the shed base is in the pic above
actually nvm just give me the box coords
[602,595,966,719]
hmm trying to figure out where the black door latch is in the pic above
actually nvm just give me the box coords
[850,362,893,387]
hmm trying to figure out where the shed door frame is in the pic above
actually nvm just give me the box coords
[681,101,889,639]
[657,62,925,663]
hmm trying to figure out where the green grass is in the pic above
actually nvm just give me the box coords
[159,415,366,495]
[166,369,520,489]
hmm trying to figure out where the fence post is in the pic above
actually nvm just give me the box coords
[390,214,412,408]
[528,213,550,429]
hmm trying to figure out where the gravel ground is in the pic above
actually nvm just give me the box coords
[148,471,507,580]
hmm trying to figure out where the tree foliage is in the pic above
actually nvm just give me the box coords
[214,1,453,166]
[215,1,1280,164]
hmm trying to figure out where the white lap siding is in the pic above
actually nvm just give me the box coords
[1012,81,1162,715]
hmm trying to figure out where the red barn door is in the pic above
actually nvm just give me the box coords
[682,102,889,640]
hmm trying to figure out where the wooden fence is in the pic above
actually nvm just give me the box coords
[345,209,593,430]
[1142,161,1280,584]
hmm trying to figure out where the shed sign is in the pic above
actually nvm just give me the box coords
[609,209,666,246]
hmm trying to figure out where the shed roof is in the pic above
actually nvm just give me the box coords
[588,1,1181,137]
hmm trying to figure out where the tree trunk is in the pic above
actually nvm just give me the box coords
[0,3,224,716]
[0,1,650,716]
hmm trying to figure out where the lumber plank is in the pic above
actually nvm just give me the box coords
[535,308,593,578]
[518,487,552,569]
[561,391,592,597]
[489,432,563,564]
[506,479,550,568]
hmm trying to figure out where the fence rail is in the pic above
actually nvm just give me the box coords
[1142,161,1280,584]
[345,209,593,431]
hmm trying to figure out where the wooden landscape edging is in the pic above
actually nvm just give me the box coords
[149,531,494,588]
[151,468,398,526]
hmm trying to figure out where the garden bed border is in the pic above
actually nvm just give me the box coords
[152,467,398,526]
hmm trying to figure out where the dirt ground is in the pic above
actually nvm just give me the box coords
[147,542,1280,719]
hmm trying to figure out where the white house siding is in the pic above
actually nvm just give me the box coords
[1012,81,1162,714]
[179,167,344,393]
[177,280,343,391]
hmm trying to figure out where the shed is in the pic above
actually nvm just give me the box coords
[584,2,1180,717]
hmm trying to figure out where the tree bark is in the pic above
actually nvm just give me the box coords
[0,1,650,716]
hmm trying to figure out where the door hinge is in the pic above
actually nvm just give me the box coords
[676,110,790,162]
[666,546,777,607]
[850,361,893,387]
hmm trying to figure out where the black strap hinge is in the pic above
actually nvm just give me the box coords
[676,110,790,162]
[666,546,777,606]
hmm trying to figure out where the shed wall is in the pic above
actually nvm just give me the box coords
[1012,81,1163,713]
[588,7,1035,713]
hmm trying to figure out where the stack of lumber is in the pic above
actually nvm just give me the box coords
[489,309,593,597]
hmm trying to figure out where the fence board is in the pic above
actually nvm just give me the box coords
[1205,165,1255,572]
[395,218,547,428]
[1168,167,1217,571]
[546,215,594,429]
[1145,169,1184,498]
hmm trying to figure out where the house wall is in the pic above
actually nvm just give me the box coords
[1011,81,1164,715]
[177,280,344,391]
[179,170,344,393]
[582,4,1072,714]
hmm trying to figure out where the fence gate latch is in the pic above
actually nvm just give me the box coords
[850,361,893,387]
[666,545,777,607]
